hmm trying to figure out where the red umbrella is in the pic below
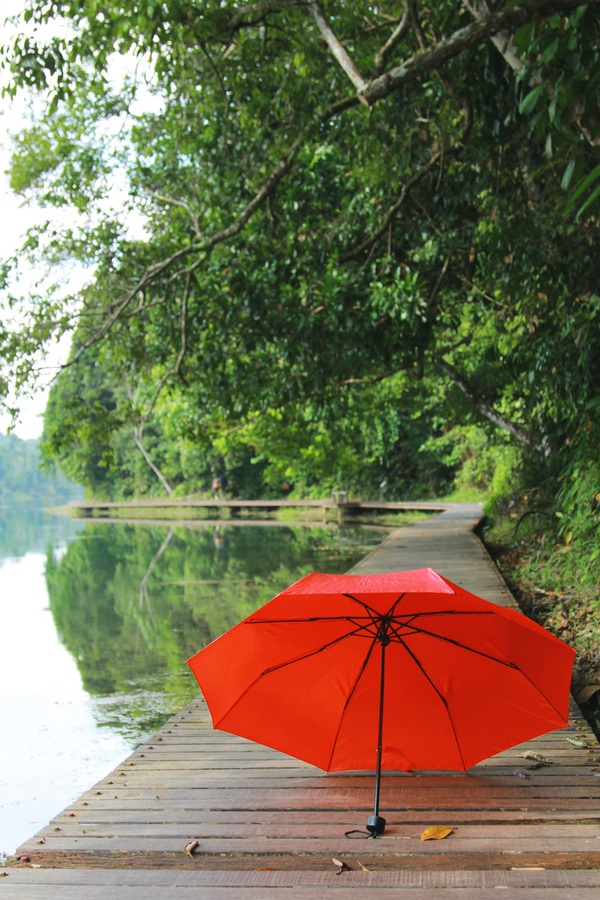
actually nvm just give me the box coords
[187,568,574,836]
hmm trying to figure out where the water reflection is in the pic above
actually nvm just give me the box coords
[46,520,385,733]
[0,509,384,855]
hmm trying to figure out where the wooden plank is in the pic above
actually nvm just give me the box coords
[3,885,600,899]
[29,822,600,839]
[36,809,600,825]
[14,836,600,855]
[4,867,600,900]
[6,868,600,887]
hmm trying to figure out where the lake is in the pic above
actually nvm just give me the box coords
[0,506,384,856]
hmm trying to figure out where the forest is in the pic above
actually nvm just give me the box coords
[0,433,81,503]
[0,3,598,687]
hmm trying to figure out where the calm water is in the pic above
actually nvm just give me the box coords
[0,507,384,856]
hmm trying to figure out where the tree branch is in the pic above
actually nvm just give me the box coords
[143,270,191,423]
[340,149,444,263]
[228,0,307,30]
[439,359,533,446]
[341,98,472,262]
[143,186,203,238]
[463,0,525,73]
[64,0,599,372]
[374,1,412,72]
[133,421,174,495]
[308,1,369,95]
[363,0,600,105]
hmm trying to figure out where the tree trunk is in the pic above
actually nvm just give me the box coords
[133,423,174,496]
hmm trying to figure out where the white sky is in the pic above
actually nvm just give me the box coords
[0,0,58,439]
[0,0,152,440]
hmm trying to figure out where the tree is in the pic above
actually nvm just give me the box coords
[1,0,599,497]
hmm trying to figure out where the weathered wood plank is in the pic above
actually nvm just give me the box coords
[2,884,600,898]
[15,836,600,855]
[36,808,600,825]
[4,867,600,887]
[29,822,600,840]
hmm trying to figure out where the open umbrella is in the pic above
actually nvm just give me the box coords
[187,568,574,836]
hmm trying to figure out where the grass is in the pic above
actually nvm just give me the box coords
[481,503,600,739]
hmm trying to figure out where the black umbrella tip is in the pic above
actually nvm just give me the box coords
[366,815,386,836]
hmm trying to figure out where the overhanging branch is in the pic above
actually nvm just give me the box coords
[363,0,600,104]
[439,359,533,446]
[64,0,599,371]
[308,2,369,94]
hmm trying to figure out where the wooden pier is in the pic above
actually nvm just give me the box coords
[3,503,600,897]
[68,497,451,519]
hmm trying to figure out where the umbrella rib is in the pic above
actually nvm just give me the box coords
[402,610,497,619]
[209,625,367,728]
[394,624,520,670]
[259,625,368,676]
[326,633,379,772]
[512,668,569,724]
[398,637,467,770]
[246,615,375,625]
[343,592,386,618]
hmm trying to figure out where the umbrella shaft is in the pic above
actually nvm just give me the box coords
[374,639,387,817]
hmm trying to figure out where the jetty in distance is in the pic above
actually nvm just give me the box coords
[68,497,451,518]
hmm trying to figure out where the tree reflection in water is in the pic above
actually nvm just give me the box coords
[45,521,384,740]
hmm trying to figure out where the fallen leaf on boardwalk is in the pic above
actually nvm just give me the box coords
[420,825,453,841]
[513,770,529,779]
[577,684,600,704]
[521,751,549,762]
[357,860,372,872]
[183,839,200,857]
[567,737,589,747]
[332,857,349,874]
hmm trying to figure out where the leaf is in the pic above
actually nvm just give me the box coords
[561,159,576,190]
[332,857,349,874]
[574,180,600,221]
[577,684,600,704]
[519,83,545,116]
[564,162,600,214]
[420,825,453,841]
[567,736,589,748]
[356,860,372,872]
[183,839,200,857]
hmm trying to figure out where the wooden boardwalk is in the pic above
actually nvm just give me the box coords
[69,497,450,517]
[3,503,600,897]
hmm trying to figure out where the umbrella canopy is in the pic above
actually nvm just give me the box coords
[187,568,574,834]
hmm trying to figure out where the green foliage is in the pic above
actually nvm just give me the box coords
[0,433,81,503]
[513,7,600,218]
[46,520,381,702]
[0,0,598,516]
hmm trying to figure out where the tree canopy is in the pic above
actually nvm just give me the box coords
[1,0,599,505]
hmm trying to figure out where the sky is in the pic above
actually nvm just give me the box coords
[0,0,55,439]
[1,2,156,440]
